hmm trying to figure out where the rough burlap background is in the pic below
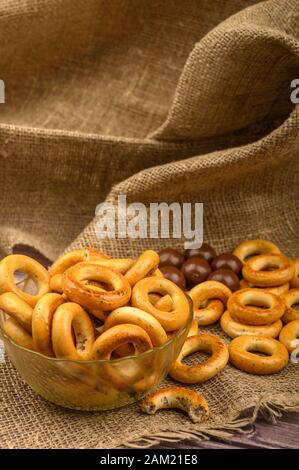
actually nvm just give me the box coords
[0,0,298,448]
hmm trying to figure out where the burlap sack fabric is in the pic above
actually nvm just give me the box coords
[0,0,298,448]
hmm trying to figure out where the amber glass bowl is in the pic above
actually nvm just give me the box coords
[0,298,192,410]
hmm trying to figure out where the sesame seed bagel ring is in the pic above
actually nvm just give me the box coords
[282,289,299,323]
[227,288,285,326]
[240,279,289,296]
[91,323,153,359]
[229,335,289,375]
[2,317,35,350]
[49,247,109,277]
[52,302,95,360]
[242,254,294,287]
[279,320,299,353]
[0,292,33,332]
[131,276,190,331]
[233,239,281,263]
[169,333,229,383]
[125,250,160,286]
[63,262,131,320]
[189,281,231,326]
[0,254,50,307]
[290,259,299,288]
[32,293,64,356]
[104,306,168,347]
[141,387,209,423]
[220,311,282,339]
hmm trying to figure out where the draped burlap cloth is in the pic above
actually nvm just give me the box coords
[0,0,299,449]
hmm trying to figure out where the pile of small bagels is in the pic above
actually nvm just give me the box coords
[0,239,298,423]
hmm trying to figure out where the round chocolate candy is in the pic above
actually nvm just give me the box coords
[160,266,186,290]
[208,268,240,292]
[159,248,184,269]
[184,243,216,264]
[181,257,211,285]
[211,253,243,275]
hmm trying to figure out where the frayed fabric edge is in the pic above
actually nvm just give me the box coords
[117,396,299,449]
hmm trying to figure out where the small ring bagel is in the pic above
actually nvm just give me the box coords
[220,310,282,339]
[49,247,109,277]
[91,323,153,359]
[242,254,294,287]
[131,276,190,331]
[229,335,289,374]
[189,281,231,326]
[282,288,299,323]
[104,306,168,347]
[0,292,33,332]
[2,317,35,350]
[0,254,50,307]
[125,250,160,286]
[32,293,64,356]
[233,239,281,263]
[279,320,299,353]
[290,259,299,288]
[52,302,95,360]
[240,279,289,296]
[63,262,131,320]
[141,387,209,423]
[169,333,229,383]
[227,288,285,326]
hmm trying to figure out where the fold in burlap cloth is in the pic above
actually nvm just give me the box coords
[0,0,298,448]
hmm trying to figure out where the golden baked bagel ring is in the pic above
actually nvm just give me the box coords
[220,311,282,339]
[227,288,285,326]
[240,279,289,296]
[229,335,289,374]
[49,247,109,277]
[2,317,34,350]
[233,239,281,263]
[141,387,209,423]
[169,333,229,383]
[290,259,299,288]
[104,306,168,347]
[52,302,95,360]
[189,281,231,326]
[91,323,153,359]
[279,320,299,353]
[0,254,50,307]
[63,262,131,320]
[242,254,294,287]
[32,293,64,356]
[131,276,190,331]
[282,289,299,323]
[125,250,160,286]
[0,292,33,332]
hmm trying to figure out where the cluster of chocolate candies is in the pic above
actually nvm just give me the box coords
[159,244,243,292]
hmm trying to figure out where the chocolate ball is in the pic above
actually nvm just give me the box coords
[159,248,184,268]
[181,257,211,285]
[208,268,240,292]
[184,243,216,264]
[211,253,243,275]
[160,266,186,290]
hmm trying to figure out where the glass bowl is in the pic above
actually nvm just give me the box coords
[0,298,193,410]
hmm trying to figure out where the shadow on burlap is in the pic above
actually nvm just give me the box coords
[0,0,298,448]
